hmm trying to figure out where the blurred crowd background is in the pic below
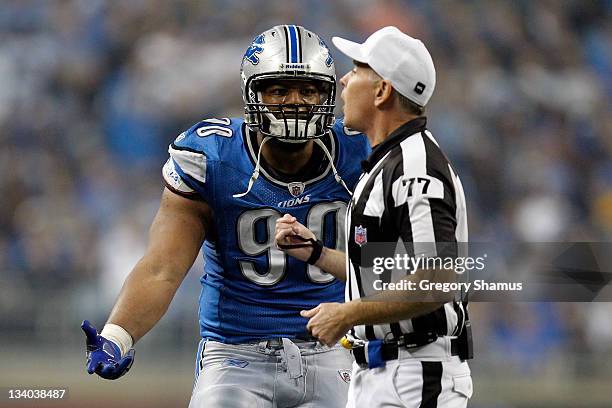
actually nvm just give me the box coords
[0,0,611,406]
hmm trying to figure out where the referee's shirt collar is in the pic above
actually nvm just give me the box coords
[361,116,427,172]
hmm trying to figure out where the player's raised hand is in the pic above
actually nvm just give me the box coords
[81,320,135,380]
[275,214,317,262]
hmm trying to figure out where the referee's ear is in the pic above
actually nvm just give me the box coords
[373,80,395,109]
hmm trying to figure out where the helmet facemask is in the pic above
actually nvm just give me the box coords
[245,75,336,141]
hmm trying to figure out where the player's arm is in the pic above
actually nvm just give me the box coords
[275,214,347,281]
[82,188,211,379]
[106,187,210,340]
[316,247,347,281]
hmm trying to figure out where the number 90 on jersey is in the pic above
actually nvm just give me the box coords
[237,201,347,285]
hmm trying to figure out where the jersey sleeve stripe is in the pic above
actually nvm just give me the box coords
[163,180,199,198]
[162,158,197,196]
[168,144,207,184]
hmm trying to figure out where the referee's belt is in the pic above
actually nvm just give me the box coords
[352,332,459,369]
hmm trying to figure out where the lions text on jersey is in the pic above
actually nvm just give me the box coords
[163,117,369,343]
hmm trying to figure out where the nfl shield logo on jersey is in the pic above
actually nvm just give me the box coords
[288,182,305,197]
[354,225,367,246]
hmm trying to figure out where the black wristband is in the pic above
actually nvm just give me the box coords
[306,239,324,265]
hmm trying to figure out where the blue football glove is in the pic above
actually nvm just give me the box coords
[81,320,135,380]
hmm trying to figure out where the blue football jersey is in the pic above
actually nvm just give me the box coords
[162,117,370,343]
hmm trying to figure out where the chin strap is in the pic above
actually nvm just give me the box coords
[234,135,353,198]
[313,138,353,195]
[233,136,273,198]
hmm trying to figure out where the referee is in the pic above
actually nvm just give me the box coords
[275,26,473,407]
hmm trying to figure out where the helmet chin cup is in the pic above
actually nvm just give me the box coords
[245,101,333,140]
[262,108,322,140]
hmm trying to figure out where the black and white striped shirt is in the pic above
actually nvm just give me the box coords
[346,117,468,342]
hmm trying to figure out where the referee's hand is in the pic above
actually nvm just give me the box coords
[301,303,353,347]
[275,214,316,263]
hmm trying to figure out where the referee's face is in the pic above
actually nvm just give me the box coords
[339,63,378,133]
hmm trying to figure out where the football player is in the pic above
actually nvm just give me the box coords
[81,25,370,408]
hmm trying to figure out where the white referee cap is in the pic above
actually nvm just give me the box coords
[332,26,436,107]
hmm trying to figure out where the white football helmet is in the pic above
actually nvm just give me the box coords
[241,25,336,140]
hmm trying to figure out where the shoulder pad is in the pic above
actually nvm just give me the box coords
[171,117,243,161]
[165,118,243,191]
